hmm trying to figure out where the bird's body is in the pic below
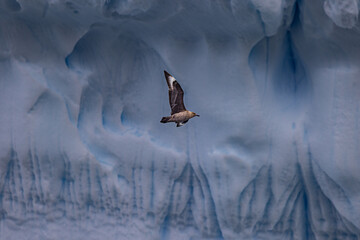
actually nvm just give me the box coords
[161,71,199,127]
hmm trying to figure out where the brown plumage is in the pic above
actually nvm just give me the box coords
[160,71,199,127]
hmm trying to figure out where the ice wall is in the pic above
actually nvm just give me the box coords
[1,0,360,239]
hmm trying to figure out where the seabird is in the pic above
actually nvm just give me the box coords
[161,70,199,127]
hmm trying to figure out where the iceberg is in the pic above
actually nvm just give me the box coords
[0,0,360,239]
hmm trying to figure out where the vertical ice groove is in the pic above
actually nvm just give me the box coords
[33,150,44,205]
[14,149,25,213]
[95,167,104,210]
[86,160,92,211]
[150,158,155,210]
[253,166,275,232]
[2,150,15,212]
[236,165,271,232]
[160,166,180,240]
[28,149,36,212]
[138,164,144,215]
[131,166,137,215]
[77,161,84,212]
[191,128,224,238]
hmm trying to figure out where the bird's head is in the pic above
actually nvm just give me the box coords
[191,112,200,117]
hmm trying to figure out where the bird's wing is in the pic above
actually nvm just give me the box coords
[164,71,186,115]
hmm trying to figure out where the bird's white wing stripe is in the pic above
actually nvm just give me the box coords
[167,76,175,90]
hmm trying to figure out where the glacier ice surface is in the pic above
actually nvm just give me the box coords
[1,0,360,239]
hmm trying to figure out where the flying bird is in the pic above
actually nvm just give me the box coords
[161,71,199,127]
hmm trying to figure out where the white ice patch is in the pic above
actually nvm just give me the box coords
[251,0,284,36]
[324,0,359,28]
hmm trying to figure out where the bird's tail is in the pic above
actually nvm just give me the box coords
[160,116,171,123]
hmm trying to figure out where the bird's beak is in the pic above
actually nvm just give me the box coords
[196,114,200,117]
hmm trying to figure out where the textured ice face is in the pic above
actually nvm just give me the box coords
[324,0,359,28]
[1,0,360,239]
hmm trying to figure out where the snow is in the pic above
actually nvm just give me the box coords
[1,0,360,239]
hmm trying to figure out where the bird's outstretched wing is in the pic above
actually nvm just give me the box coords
[164,71,186,115]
